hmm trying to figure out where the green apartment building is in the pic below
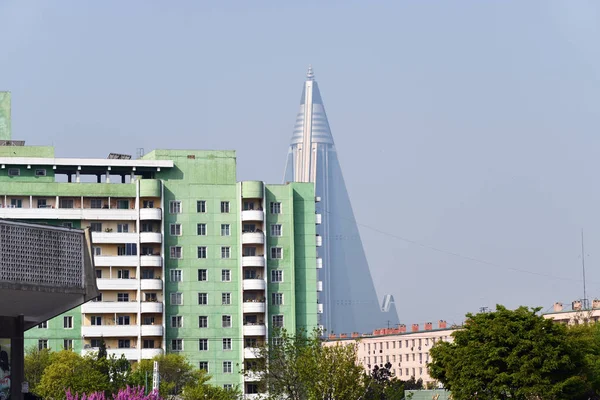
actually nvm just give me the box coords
[0,141,320,395]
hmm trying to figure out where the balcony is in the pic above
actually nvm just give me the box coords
[242,232,264,245]
[241,210,264,222]
[245,395,260,400]
[96,278,138,291]
[140,255,162,267]
[316,258,323,269]
[0,208,137,221]
[141,348,164,359]
[141,302,163,313]
[317,281,323,292]
[82,325,140,337]
[140,232,162,244]
[82,301,139,314]
[94,256,138,267]
[315,214,322,224]
[243,279,265,291]
[243,302,266,313]
[244,371,262,382]
[140,208,162,220]
[242,256,265,267]
[91,232,138,244]
[108,348,139,360]
[318,303,324,314]
[140,279,163,291]
[243,324,266,336]
[244,347,260,359]
[141,325,164,336]
[316,235,323,247]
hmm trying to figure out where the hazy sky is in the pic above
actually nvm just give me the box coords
[1,1,600,327]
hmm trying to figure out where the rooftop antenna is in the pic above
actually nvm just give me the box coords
[581,229,589,310]
[136,148,145,159]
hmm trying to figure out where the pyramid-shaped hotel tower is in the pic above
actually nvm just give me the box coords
[284,66,399,334]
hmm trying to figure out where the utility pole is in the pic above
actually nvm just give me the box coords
[581,229,589,310]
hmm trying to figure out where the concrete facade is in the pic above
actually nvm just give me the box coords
[0,144,318,395]
[324,321,455,386]
[543,300,600,325]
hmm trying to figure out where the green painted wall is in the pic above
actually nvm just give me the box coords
[24,309,82,352]
[0,145,54,158]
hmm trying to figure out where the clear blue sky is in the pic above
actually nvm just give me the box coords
[1,0,600,326]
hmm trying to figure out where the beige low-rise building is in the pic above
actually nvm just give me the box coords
[543,300,600,325]
[325,320,456,386]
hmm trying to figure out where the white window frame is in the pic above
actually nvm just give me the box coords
[199,338,209,351]
[222,315,232,328]
[197,200,207,213]
[170,223,182,236]
[271,270,283,283]
[221,224,230,236]
[171,315,183,328]
[170,292,183,305]
[169,200,182,214]
[223,361,232,374]
[171,339,183,351]
[270,224,282,236]
[35,169,47,176]
[220,201,230,213]
[270,202,281,214]
[273,315,284,328]
[197,223,207,236]
[197,246,207,259]
[221,246,230,259]
[221,292,231,305]
[198,293,208,305]
[198,269,208,281]
[63,339,73,350]
[8,168,20,177]
[38,321,48,329]
[63,316,73,329]
[170,269,182,282]
[199,361,209,372]
[199,316,208,328]
[271,293,284,305]
[270,247,283,259]
[170,246,182,259]
[222,338,232,351]
[221,269,231,282]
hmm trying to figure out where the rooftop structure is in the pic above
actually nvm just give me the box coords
[543,300,600,325]
[283,67,399,334]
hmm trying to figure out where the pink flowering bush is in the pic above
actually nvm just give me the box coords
[66,386,162,400]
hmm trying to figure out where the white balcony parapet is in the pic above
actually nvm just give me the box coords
[94,256,138,267]
[96,278,138,291]
[244,347,260,359]
[244,371,263,382]
[316,258,323,269]
[140,232,162,244]
[141,348,164,359]
[243,324,266,336]
[317,303,324,314]
[82,325,140,337]
[91,232,138,244]
[140,279,163,291]
[242,232,264,245]
[141,302,163,313]
[317,281,323,292]
[82,348,139,360]
[243,302,266,313]
[316,235,323,247]
[82,301,139,314]
[315,213,322,224]
[139,208,162,220]
[0,208,137,221]
[141,325,164,336]
[243,279,266,291]
[140,255,162,267]
[241,210,264,222]
[242,256,265,267]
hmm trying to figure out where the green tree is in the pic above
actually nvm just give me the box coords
[364,362,406,400]
[180,370,241,400]
[255,329,367,400]
[129,354,197,399]
[429,305,590,400]
[24,346,53,396]
[37,350,110,399]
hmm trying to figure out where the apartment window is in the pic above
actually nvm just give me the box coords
[143,200,154,208]
[272,315,284,328]
[35,169,47,176]
[221,201,230,213]
[199,316,208,328]
[221,246,230,259]
[117,293,129,302]
[198,269,207,281]
[223,361,232,374]
[116,340,130,349]
[95,269,102,278]
[270,202,281,214]
[38,322,48,329]
[221,269,231,282]
[60,198,74,209]
[91,339,102,348]
[199,362,209,372]
[199,339,209,351]
[171,339,183,351]
[271,247,283,259]
[90,199,103,209]
[197,223,206,236]
[63,316,73,329]
[10,198,22,208]
[63,339,73,350]
[243,201,255,210]
[170,292,183,305]
[8,168,20,177]
[143,340,155,349]
[169,200,182,214]
[37,199,47,208]
[222,315,232,328]
[117,269,130,279]
[116,224,129,233]
[171,316,183,328]
[170,270,182,282]
[143,316,155,325]
[272,337,284,346]
[198,293,208,305]
[118,243,137,256]
[222,338,232,351]
[221,224,230,236]
[142,269,155,279]
[243,247,256,256]
[196,200,206,213]
[246,384,259,394]
[224,384,233,391]
[116,200,129,209]
[141,223,153,232]
[244,270,257,279]
[90,223,102,232]
[271,293,284,305]
[271,270,283,283]
[222,293,231,305]
[91,316,102,326]
[63,222,73,228]
[38,340,48,350]
[197,246,207,259]
[170,246,182,259]
[270,224,282,236]
[145,293,157,302]
[117,316,131,325]
[170,224,182,236]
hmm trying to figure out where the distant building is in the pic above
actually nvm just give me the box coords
[283,66,399,334]
[324,320,456,386]
[543,300,600,325]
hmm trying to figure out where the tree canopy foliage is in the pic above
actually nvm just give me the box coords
[429,305,599,400]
